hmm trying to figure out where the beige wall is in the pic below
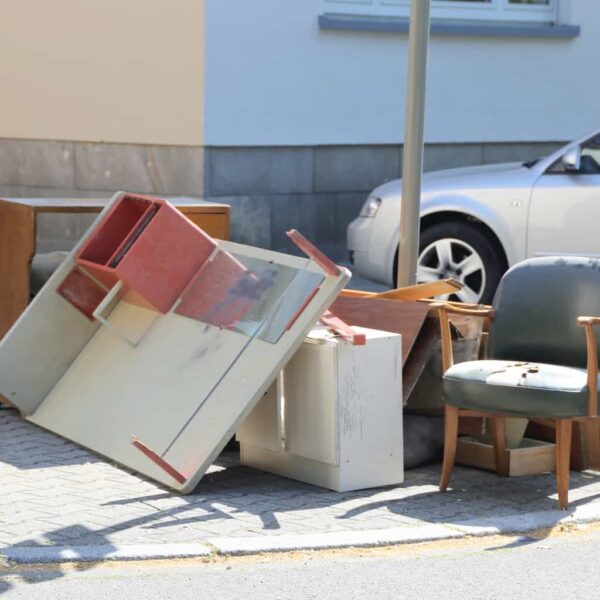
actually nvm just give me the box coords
[0,0,204,146]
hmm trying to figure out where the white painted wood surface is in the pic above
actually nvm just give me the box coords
[239,326,404,492]
[0,201,116,415]
[0,192,350,492]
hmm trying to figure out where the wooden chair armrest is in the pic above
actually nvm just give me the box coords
[577,316,600,416]
[429,302,495,318]
[431,302,495,372]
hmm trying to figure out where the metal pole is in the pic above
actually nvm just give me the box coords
[397,0,431,287]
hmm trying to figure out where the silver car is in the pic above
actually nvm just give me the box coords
[347,129,600,304]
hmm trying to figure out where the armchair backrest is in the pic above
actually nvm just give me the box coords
[487,256,600,368]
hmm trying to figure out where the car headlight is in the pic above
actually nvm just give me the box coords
[359,196,382,218]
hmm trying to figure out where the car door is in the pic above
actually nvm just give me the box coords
[528,134,600,258]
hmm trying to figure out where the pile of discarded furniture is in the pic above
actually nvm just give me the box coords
[0,192,598,509]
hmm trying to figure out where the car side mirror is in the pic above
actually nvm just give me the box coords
[562,146,582,172]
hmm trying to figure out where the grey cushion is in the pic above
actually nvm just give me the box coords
[30,251,69,296]
[488,256,600,369]
[443,359,593,418]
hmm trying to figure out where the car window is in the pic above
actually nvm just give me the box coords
[580,135,600,174]
[548,134,600,174]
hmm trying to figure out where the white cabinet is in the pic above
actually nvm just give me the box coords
[237,326,403,491]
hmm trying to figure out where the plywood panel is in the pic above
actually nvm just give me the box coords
[236,377,282,453]
[285,341,339,465]
[0,203,113,413]
[31,302,250,485]
[185,213,229,240]
[329,296,429,365]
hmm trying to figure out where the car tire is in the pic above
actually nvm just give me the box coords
[395,221,503,304]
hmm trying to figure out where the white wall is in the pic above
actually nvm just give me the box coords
[205,0,598,146]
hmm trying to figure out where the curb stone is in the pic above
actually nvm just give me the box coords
[2,502,600,565]
[447,501,600,536]
[1,543,213,565]
[208,524,462,556]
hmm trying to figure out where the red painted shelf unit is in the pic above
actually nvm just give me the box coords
[72,193,218,314]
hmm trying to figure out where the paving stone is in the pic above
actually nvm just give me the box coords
[1,409,600,553]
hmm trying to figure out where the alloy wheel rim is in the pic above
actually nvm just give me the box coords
[417,237,486,303]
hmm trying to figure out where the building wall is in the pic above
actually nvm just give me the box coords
[0,0,204,146]
[0,0,594,254]
[204,0,594,146]
[2,140,562,258]
[201,0,586,252]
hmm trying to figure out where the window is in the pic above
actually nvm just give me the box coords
[548,136,600,175]
[321,0,558,24]
[581,137,600,174]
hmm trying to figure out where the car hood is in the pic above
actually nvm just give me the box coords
[424,161,525,180]
[371,161,528,198]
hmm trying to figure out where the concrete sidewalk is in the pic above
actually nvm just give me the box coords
[1,408,600,564]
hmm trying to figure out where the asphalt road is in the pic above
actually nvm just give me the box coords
[2,526,600,599]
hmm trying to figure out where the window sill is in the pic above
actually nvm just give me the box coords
[318,14,580,39]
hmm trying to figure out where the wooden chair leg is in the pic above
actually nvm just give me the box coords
[440,405,460,492]
[490,416,509,477]
[581,420,600,470]
[555,419,573,510]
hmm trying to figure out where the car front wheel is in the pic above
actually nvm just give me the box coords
[416,222,503,304]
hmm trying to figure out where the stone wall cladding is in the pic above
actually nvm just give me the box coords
[0,138,565,254]
[0,139,205,197]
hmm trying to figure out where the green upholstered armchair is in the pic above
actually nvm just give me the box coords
[434,256,600,509]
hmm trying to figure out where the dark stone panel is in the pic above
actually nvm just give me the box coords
[270,194,337,254]
[206,195,271,249]
[206,147,314,196]
[315,145,401,193]
[482,142,565,165]
[423,144,484,172]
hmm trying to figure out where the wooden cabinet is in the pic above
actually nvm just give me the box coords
[238,326,404,492]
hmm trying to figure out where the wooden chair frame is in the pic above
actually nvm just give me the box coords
[433,302,600,510]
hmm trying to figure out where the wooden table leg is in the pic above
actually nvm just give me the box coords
[0,202,35,340]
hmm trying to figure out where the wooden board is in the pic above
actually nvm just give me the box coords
[0,201,36,339]
[527,419,600,472]
[340,279,461,302]
[2,196,230,212]
[329,296,429,366]
[456,436,556,477]
[402,316,439,401]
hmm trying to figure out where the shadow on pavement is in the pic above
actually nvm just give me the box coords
[0,525,117,596]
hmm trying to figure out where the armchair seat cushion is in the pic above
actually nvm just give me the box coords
[443,360,595,418]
